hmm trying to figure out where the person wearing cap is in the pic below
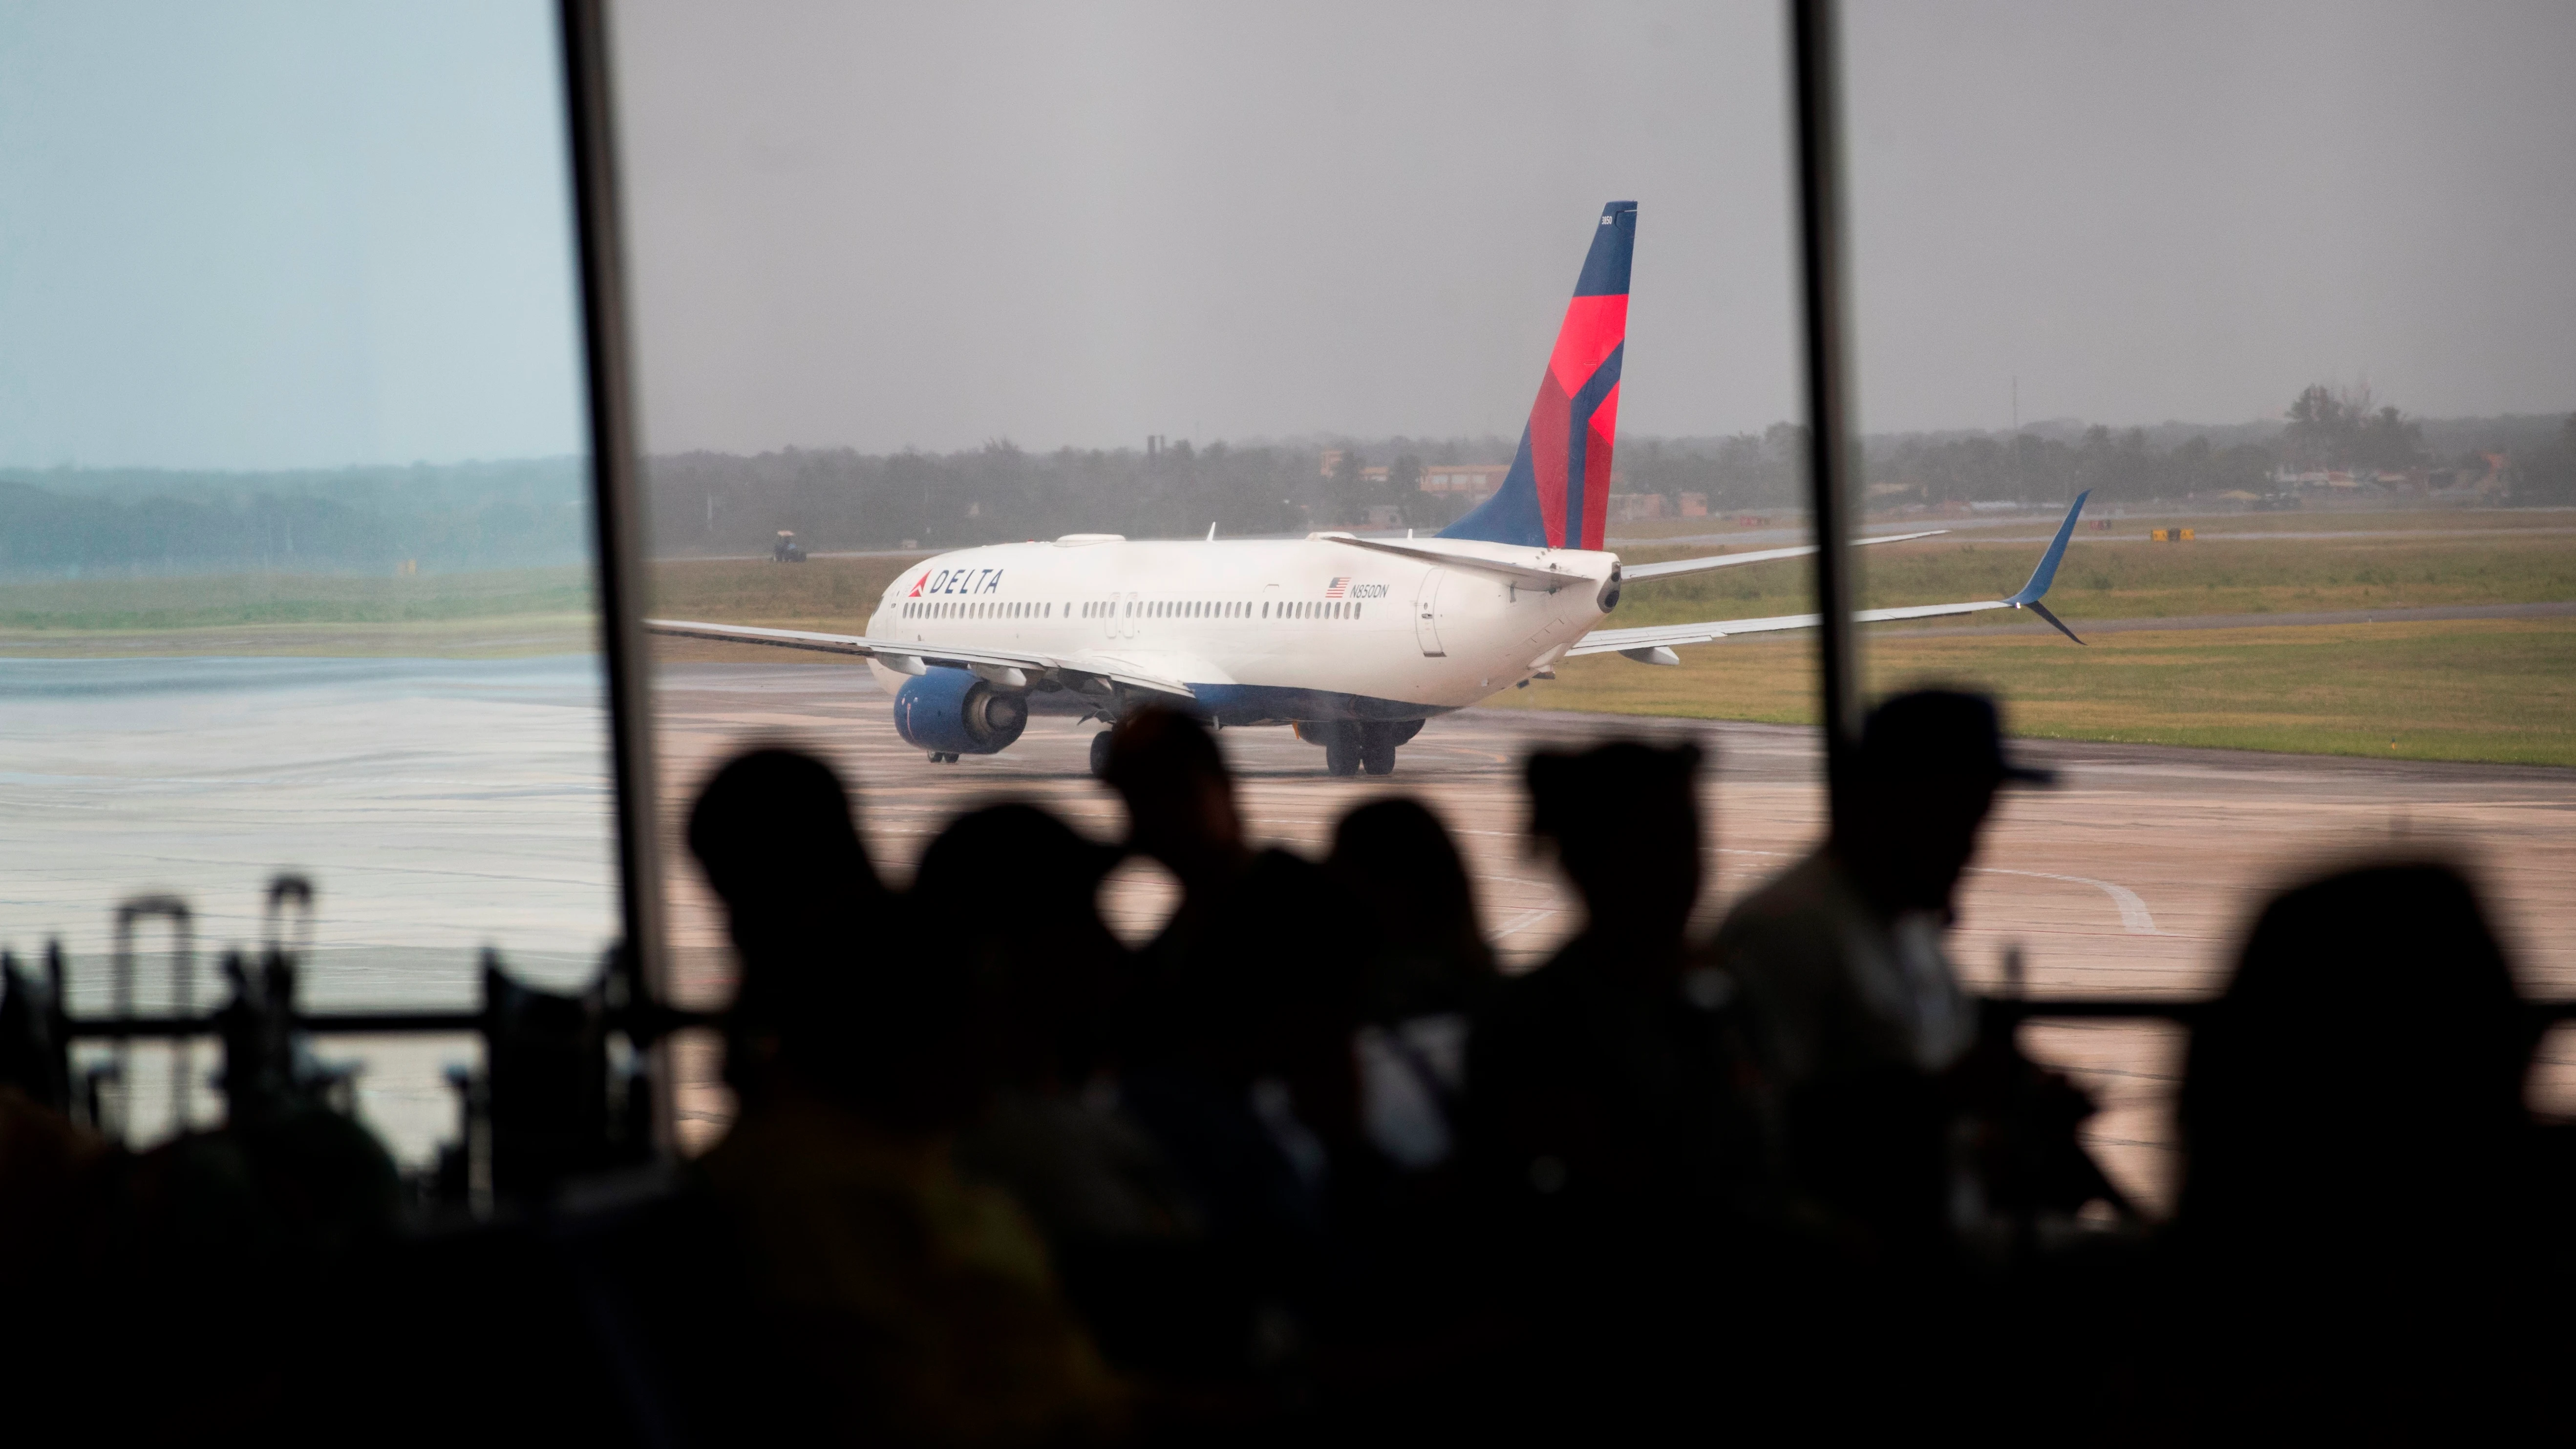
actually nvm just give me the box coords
[1708,689,2054,1256]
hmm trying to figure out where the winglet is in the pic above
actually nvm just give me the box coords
[2003,491,2089,607]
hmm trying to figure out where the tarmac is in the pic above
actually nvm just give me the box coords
[654,660,2576,1207]
[7,648,2567,1202]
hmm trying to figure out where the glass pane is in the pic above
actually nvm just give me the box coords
[1838,1,2576,1209]
[0,4,617,1160]
[611,4,1812,1142]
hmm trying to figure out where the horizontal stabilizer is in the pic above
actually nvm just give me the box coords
[1314,533,1595,589]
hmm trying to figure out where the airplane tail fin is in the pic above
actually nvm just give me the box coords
[1439,202,1635,551]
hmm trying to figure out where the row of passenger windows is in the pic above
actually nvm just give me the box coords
[1082,598,1364,620]
[901,600,1053,620]
[901,598,1366,622]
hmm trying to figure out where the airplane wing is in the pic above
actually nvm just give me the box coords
[642,619,1197,700]
[1618,528,1948,583]
[1567,493,2088,661]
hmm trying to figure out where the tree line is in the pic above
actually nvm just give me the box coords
[2,392,2563,575]
[0,459,591,577]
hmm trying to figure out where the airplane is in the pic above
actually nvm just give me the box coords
[649,201,2090,779]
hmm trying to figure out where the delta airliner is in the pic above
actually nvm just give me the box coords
[651,203,2088,777]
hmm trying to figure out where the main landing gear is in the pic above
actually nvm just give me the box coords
[927,751,960,763]
[1305,721,1411,778]
[1089,731,1114,780]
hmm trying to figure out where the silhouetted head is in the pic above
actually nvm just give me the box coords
[688,747,881,914]
[2181,862,2534,1238]
[1526,739,1705,951]
[1101,708,1245,886]
[1329,797,1493,1019]
[913,803,1129,1087]
[1839,689,2049,917]
[686,747,885,1089]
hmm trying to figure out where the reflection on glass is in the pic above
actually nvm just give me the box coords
[1833,3,2576,1204]
[610,8,1813,1143]
[0,4,617,1160]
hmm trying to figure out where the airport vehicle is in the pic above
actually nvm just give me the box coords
[649,203,2089,776]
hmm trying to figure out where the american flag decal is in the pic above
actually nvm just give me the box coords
[1325,576,1351,598]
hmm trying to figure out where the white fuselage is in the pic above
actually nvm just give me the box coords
[860,534,1622,724]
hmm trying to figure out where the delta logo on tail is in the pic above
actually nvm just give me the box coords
[1440,200,1635,552]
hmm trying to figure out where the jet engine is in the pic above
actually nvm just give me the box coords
[892,667,1029,755]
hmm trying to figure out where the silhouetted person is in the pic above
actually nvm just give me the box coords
[682,749,1128,1445]
[1326,798,1492,1174]
[1096,709,1361,1397]
[1462,739,1752,1428]
[1314,798,1518,1424]
[686,746,889,1108]
[1714,690,2052,1257]
[2154,862,2563,1431]
[918,804,1210,1381]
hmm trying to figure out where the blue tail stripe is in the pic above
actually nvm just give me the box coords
[1439,426,1544,547]
[2005,490,2090,606]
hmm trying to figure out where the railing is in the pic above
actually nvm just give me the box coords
[0,877,717,1216]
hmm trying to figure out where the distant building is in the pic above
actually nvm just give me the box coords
[1419,463,1511,499]
[1361,465,1389,485]
[1678,492,1708,517]
[1319,448,1345,478]
[1607,492,1666,522]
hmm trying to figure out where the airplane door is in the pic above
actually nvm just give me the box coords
[1414,568,1448,657]
[1123,592,1141,639]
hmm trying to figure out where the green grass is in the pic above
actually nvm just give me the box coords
[10,540,2573,767]
[645,555,927,634]
[0,567,594,631]
[0,567,598,657]
[1489,618,2576,767]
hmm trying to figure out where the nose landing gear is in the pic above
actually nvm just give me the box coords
[1089,731,1113,780]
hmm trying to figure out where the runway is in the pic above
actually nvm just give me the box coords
[5,651,2569,1204]
[653,660,2576,1204]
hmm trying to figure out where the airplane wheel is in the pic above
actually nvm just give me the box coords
[1324,737,1361,777]
[1089,731,1113,780]
[1361,739,1396,776]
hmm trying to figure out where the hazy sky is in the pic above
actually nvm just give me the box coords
[4,2,2571,469]
[0,1,587,470]
[614,0,2576,455]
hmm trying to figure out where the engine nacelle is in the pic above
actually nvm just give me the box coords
[892,667,1029,755]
